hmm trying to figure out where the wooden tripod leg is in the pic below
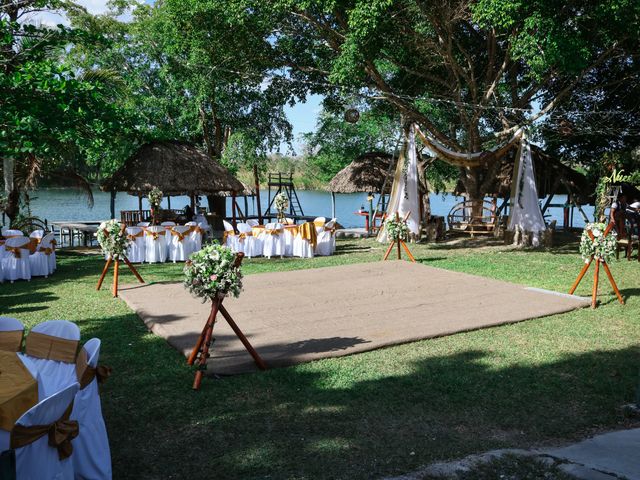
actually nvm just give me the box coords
[219,304,267,371]
[601,261,625,305]
[400,241,416,262]
[96,257,112,291]
[569,256,593,295]
[112,259,120,297]
[397,240,401,259]
[192,299,222,390]
[383,241,395,261]
[591,259,600,309]
[123,256,145,283]
[187,301,218,365]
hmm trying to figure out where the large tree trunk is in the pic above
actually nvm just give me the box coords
[460,166,485,223]
[2,157,19,222]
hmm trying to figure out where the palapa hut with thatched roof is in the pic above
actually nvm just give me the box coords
[103,140,244,224]
[329,151,395,195]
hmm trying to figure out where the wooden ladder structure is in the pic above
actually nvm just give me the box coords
[265,172,304,218]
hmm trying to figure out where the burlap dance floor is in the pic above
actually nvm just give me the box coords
[120,261,590,375]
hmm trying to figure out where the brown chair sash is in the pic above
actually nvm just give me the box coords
[170,229,186,242]
[0,330,23,352]
[75,349,112,389]
[222,230,236,244]
[10,404,79,460]
[25,332,78,363]
[126,231,144,242]
[5,247,23,259]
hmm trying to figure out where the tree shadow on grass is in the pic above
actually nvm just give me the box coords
[84,311,640,480]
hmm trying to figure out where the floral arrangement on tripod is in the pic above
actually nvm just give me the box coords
[384,215,410,242]
[274,192,289,222]
[96,220,129,260]
[148,187,163,208]
[579,222,617,263]
[184,243,243,301]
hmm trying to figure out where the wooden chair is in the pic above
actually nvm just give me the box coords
[615,218,639,261]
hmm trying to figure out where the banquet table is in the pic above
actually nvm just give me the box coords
[0,351,38,433]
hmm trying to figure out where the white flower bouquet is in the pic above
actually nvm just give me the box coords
[579,222,617,262]
[274,192,289,221]
[96,219,129,259]
[184,243,243,300]
[384,215,410,242]
[148,187,163,208]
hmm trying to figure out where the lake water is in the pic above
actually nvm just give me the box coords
[18,188,595,229]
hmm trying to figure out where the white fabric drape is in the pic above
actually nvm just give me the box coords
[507,138,546,245]
[378,125,421,242]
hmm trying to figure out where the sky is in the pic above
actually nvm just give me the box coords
[30,0,323,154]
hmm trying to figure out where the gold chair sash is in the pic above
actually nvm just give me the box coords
[170,229,186,242]
[0,330,23,351]
[76,349,112,389]
[189,226,203,235]
[265,228,282,236]
[251,226,265,237]
[313,220,325,228]
[126,231,144,242]
[324,225,337,234]
[25,332,78,363]
[222,230,236,244]
[145,231,161,240]
[27,238,39,254]
[11,403,79,460]
[299,223,318,247]
[5,246,24,259]
[237,232,253,242]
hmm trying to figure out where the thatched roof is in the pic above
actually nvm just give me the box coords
[102,141,244,195]
[329,152,395,194]
[455,145,593,203]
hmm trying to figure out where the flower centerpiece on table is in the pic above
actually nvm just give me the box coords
[274,192,289,223]
[579,222,617,263]
[96,219,129,260]
[147,187,163,224]
[183,243,243,301]
[384,215,409,242]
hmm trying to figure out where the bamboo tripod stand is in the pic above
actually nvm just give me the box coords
[96,226,145,297]
[187,253,267,390]
[382,212,416,262]
[568,222,624,309]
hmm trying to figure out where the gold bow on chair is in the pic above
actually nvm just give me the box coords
[127,231,144,242]
[10,404,79,460]
[237,232,252,242]
[40,246,54,255]
[170,229,186,242]
[5,246,23,259]
[265,228,282,236]
[146,231,160,241]
[189,226,203,235]
[313,220,325,228]
[222,230,236,244]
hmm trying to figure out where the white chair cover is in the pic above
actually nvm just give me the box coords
[190,223,204,252]
[1,236,32,282]
[313,217,326,234]
[125,227,146,263]
[2,229,24,238]
[262,223,284,258]
[71,338,112,480]
[222,220,237,252]
[144,226,167,263]
[236,223,261,258]
[29,230,44,240]
[29,232,56,277]
[292,222,315,258]
[160,221,176,243]
[136,222,150,228]
[11,382,79,480]
[22,320,81,398]
[284,218,295,225]
[168,225,194,262]
[246,219,259,227]
[315,219,337,256]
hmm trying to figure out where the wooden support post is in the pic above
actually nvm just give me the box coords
[568,257,593,295]
[397,238,401,259]
[122,256,145,284]
[591,259,600,308]
[112,259,120,298]
[602,261,625,305]
[331,192,336,220]
[191,297,222,390]
[219,304,267,370]
[400,241,416,262]
[254,164,262,224]
[231,192,237,229]
[383,241,395,261]
[96,256,113,291]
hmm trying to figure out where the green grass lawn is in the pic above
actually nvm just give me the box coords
[1,237,639,479]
